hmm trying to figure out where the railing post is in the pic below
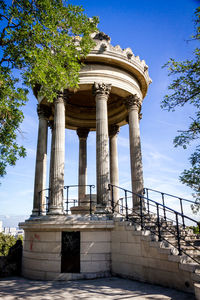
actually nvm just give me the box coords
[111,185,114,213]
[161,193,166,221]
[179,198,185,229]
[146,188,150,215]
[47,188,50,213]
[140,196,144,230]
[156,203,162,241]
[66,186,69,215]
[38,191,41,216]
[89,185,92,215]
[120,198,123,214]
[125,190,128,221]
[175,212,182,255]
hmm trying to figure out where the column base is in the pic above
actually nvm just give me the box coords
[70,205,93,215]
[47,206,64,215]
[95,204,113,215]
[30,209,39,217]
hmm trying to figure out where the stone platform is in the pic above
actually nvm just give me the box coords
[19,215,114,281]
[0,277,194,300]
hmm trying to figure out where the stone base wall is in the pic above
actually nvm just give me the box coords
[21,216,200,295]
[111,220,199,294]
[22,228,111,280]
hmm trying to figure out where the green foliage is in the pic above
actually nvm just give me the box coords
[161,7,200,213]
[189,225,200,234]
[0,0,98,178]
[0,233,22,256]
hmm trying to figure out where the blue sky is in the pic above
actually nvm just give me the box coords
[0,0,199,220]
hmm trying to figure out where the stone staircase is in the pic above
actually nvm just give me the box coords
[128,212,200,265]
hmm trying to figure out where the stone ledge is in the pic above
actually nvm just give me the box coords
[19,215,114,230]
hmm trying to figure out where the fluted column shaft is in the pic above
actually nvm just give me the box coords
[48,121,55,210]
[32,105,49,216]
[77,128,89,205]
[48,93,66,214]
[93,82,111,208]
[109,125,120,212]
[125,94,144,209]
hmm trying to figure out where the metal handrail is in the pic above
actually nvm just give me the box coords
[64,184,95,214]
[144,187,196,204]
[144,187,197,228]
[108,184,200,264]
[109,184,199,225]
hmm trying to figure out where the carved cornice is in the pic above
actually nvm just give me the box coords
[124,94,142,111]
[93,32,111,42]
[89,33,152,86]
[37,104,51,120]
[77,128,90,139]
[109,124,120,137]
[92,82,112,97]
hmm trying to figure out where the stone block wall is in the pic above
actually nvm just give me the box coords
[23,231,61,280]
[111,220,199,293]
[22,229,111,280]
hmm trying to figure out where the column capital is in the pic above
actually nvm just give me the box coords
[124,94,142,111]
[77,128,90,139]
[37,104,51,120]
[92,82,111,97]
[54,89,69,105]
[109,124,120,137]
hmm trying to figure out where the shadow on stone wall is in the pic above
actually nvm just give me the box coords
[0,240,22,277]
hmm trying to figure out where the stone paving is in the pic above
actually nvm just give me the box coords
[0,276,195,299]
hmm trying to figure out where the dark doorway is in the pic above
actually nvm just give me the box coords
[61,231,80,273]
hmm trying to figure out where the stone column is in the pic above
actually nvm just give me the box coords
[32,104,49,216]
[77,128,89,205]
[124,94,144,209]
[48,92,66,215]
[93,82,111,210]
[48,120,55,212]
[109,124,120,212]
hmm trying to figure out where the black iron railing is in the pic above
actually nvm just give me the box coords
[63,184,95,214]
[143,187,197,229]
[108,184,200,264]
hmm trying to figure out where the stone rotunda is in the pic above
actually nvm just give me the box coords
[20,32,152,280]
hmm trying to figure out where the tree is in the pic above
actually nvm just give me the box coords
[0,0,98,178]
[161,7,200,213]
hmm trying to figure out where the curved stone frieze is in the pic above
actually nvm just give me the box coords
[79,64,142,98]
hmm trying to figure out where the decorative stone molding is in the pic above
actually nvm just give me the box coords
[139,113,143,120]
[93,32,111,42]
[77,128,90,139]
[37,104,51,120]
[109,124,120,137]
[124,94,142,111]
[90,32,152,86]
[92,82,112,96]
